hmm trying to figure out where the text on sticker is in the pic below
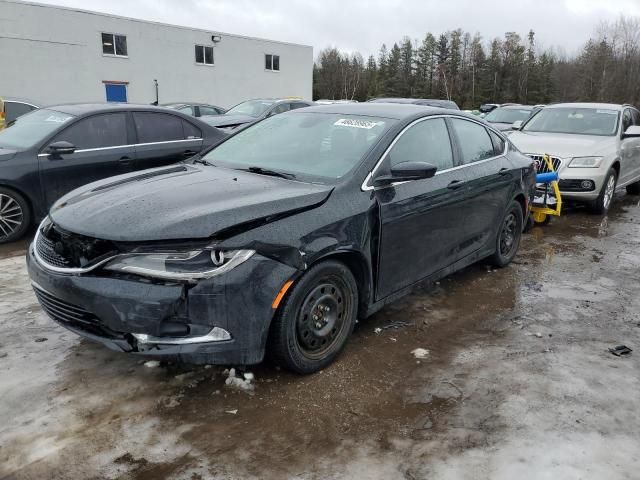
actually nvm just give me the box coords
[334,118,379,129]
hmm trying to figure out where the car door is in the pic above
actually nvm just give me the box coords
[38,112,134,208]
[375,117,469,300]
[448,118,513,255]
[620,108,640,185]
[132,112,204,170]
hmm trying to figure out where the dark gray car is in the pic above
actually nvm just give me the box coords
[0,103,226,243]
[200,98,313,131]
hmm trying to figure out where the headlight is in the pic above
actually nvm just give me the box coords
[103,249,254,281]
[568,156,603,168]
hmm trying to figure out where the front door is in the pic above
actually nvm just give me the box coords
[39,112,135,208]
[376,117,469,300]
[619,108,640,186]
[132,112,205,170]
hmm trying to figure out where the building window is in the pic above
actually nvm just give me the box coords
[102,33,127,57]
[265,54,280,71]
[195,45,214,65]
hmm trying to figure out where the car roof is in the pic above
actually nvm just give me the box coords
[497,105,535,110]
[294,102,467,120]
[44,103,185,115]
[546,102,625,110]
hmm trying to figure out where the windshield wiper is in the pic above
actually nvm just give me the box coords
[239,166,296,180]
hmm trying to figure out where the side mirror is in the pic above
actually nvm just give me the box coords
[511,120,523,130]
[374,161,437,187]
[47,141,76,155]
[623,125,640,138]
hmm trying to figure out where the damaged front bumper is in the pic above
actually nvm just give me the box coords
[27,243,298,365]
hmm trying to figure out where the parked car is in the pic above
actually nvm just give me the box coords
[509,102,640,213]
[162,102,226,117]
[483,105,539,131]
[200,98,313,131]
[479,103,500,114]
[368,97,460,110]
[0,103,226,243]
[27,103,535,373]
[1,96,39,126]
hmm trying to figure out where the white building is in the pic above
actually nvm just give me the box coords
[0,0,313,108]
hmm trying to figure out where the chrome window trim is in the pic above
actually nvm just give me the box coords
[37,138,201,157]
[361,114,508,191]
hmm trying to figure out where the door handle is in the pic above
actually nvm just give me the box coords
[498,167,511,176]
[182,150,197,157]
[447,180,465,190]
[119,156,132,164]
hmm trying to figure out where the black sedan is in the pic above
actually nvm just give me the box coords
[27,104,535,373]
[0,103,226,243]
[200,98,313,131]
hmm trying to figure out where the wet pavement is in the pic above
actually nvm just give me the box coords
[1,197,640,479]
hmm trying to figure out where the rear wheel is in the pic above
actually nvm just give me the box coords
[626,180,640,195]
[590,168,617,214]
[0,188,31,244]
[268,260,358,374]
[491,200,523,267]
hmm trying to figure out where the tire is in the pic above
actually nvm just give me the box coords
[0,187,31,244]
[491,200,523,268]
[590,168,617,214]
[268,260,358,374]
[626,180,640,195]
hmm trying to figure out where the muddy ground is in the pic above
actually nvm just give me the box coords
[1,197,639,480]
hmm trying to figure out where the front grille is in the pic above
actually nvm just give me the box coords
[33,286,117,338]
[36,231,71,268]
[35,222,118,270]
[528,154,562,173]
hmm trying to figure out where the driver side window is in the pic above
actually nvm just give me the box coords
[389,118,454,171]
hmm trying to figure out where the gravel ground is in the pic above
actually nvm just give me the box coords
[1,196,639,480]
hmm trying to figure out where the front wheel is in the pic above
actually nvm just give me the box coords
[268,260,358,374]
[590,168,617,214]
[491,200,523,268]
[0,188,31,244]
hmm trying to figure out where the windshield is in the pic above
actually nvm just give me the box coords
[485,108,533,124]
[0,108,75,150]
[226,100,275,118]
[203,112,394,181]
[523,107,619,136]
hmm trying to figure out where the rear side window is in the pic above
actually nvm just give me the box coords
[488,130,506,156]
[389,118,454,171]
[53,113,128,149]
[271,103,290,115]
[199,106,221,116]
[182,120,202,139]
[5,102,36,123]
[134,112,184,143]
[450,119,495,164]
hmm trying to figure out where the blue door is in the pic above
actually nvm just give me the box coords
[105,83,127,102]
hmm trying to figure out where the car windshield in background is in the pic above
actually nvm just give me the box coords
[485,108,532,124]
[226,100,275,117]
[0,108,74,150]
[522,107,619,136]
[203,113,393,181]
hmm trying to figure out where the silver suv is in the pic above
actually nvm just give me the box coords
[509,103,640,213]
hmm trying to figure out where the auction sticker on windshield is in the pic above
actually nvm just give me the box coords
[334,118,380,129]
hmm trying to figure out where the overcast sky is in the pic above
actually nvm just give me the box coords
[34,0,640,57]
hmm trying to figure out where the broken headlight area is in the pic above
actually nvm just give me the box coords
[102,248,255,282]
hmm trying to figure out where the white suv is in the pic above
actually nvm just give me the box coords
[509,103,640,213]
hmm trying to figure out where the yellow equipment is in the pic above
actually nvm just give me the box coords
[530,154,562,225]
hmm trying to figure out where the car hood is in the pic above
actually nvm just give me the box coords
[201,114,256,128]
[508,131,616,158]
[50,164,333,242]
[0,147,18,161]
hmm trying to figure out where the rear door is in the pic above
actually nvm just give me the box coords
[38,112,134,207]
[619,108,640,185]
[376,117,469,299]
[132,112,204,170]
[448,118,513,255]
